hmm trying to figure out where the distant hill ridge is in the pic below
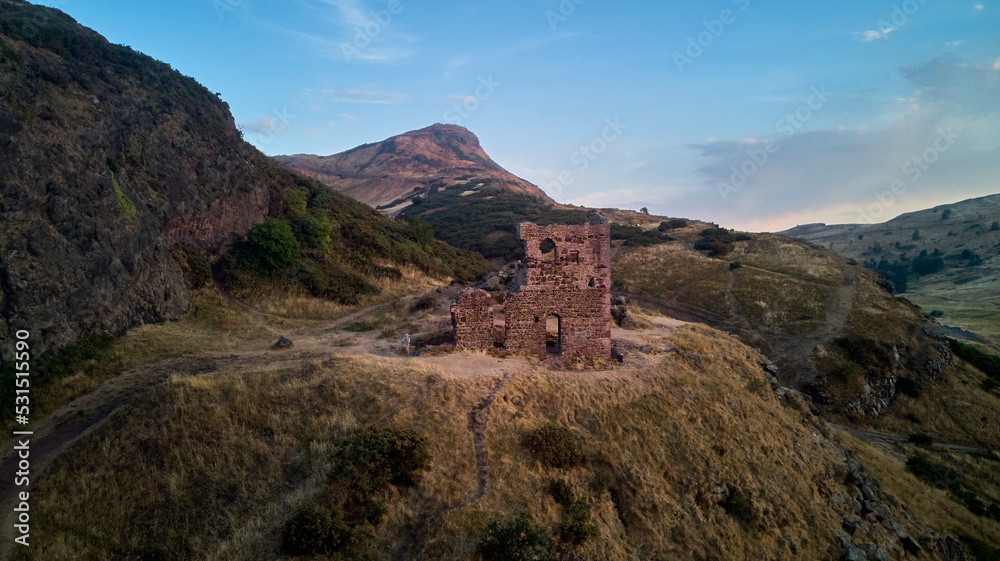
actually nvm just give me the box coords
[275,124,551,214]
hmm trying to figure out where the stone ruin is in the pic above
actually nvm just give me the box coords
[451,219,611,359]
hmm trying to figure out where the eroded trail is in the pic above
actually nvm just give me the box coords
[393,372,511,561]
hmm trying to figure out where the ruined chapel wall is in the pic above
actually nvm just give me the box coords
[451,288,494,351]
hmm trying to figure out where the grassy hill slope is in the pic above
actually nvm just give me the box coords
[13,306,998,561]
[781,194,1000,347]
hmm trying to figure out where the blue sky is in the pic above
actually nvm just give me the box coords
[39,0,1000,231]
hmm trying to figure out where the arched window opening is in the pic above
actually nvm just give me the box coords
[539,238,557,262]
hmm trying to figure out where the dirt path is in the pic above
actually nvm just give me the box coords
[827,422,994,457]
[393,372,511,561]
[772,264,859,386]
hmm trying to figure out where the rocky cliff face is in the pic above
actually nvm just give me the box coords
[0,0,293,358]
[275,124,551,213]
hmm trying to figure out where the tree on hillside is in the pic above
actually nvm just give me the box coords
[640,207,649,215]
[912,229,920,241]
[991,221,999,231]
[942,208,952,220]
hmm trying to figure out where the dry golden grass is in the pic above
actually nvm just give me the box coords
[842,269,936,342]
[735,236,844,287]
[9,290,272,436]
[613,244,732,319]
[732,268,830,336]
[19,324,906,561]
[238,266,440,322]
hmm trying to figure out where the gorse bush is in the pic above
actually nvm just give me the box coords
[559,499,599,546]
[610,223,673,247]
[477,513,552,561]
[658,218,688,230]
[548,478,576,508]
[720,489,757,524]
[523,423,584,469]
[330,426,431,498]
[241,218,300,274]
[693,227,751,257]
[281,504,358,557]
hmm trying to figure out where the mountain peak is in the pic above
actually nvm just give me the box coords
[276,124,550,212]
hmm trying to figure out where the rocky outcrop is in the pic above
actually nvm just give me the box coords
[0,0,297,358]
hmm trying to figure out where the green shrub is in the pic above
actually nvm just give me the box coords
[719,490,757,523]
[292,212,333,249]
[591,464,616,494]
[833,360,864,383]
[330,426,431,498]
[410,294,439,312]
[949,339,1000,380]
[523,424,584,469]
[658,218,688,230]
[559,499,599,546]
[548,478,576,508]
[610,224,673,247]
[896,377,922,398]
[363,498,388,526]
[242,218,300,274]
[477,513,552,561]
[282,504,357,557]
[908,433,933,446]
[283,187,309,217]
[406,216,436,246]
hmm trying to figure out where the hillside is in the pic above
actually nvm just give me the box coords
[3,289,996,561]
[274,124,551,214]
[781,194,1000,347]
[0,0,488,364]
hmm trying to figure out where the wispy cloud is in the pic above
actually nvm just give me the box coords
[254,0,417,63]
[321,89,410,104]
[446,94,477,104]
[856,28,895,42]
[682,56,1000,231]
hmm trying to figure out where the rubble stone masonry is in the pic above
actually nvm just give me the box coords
[451,220,611,359]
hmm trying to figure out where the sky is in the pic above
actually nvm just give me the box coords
[37,0,1000,232]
